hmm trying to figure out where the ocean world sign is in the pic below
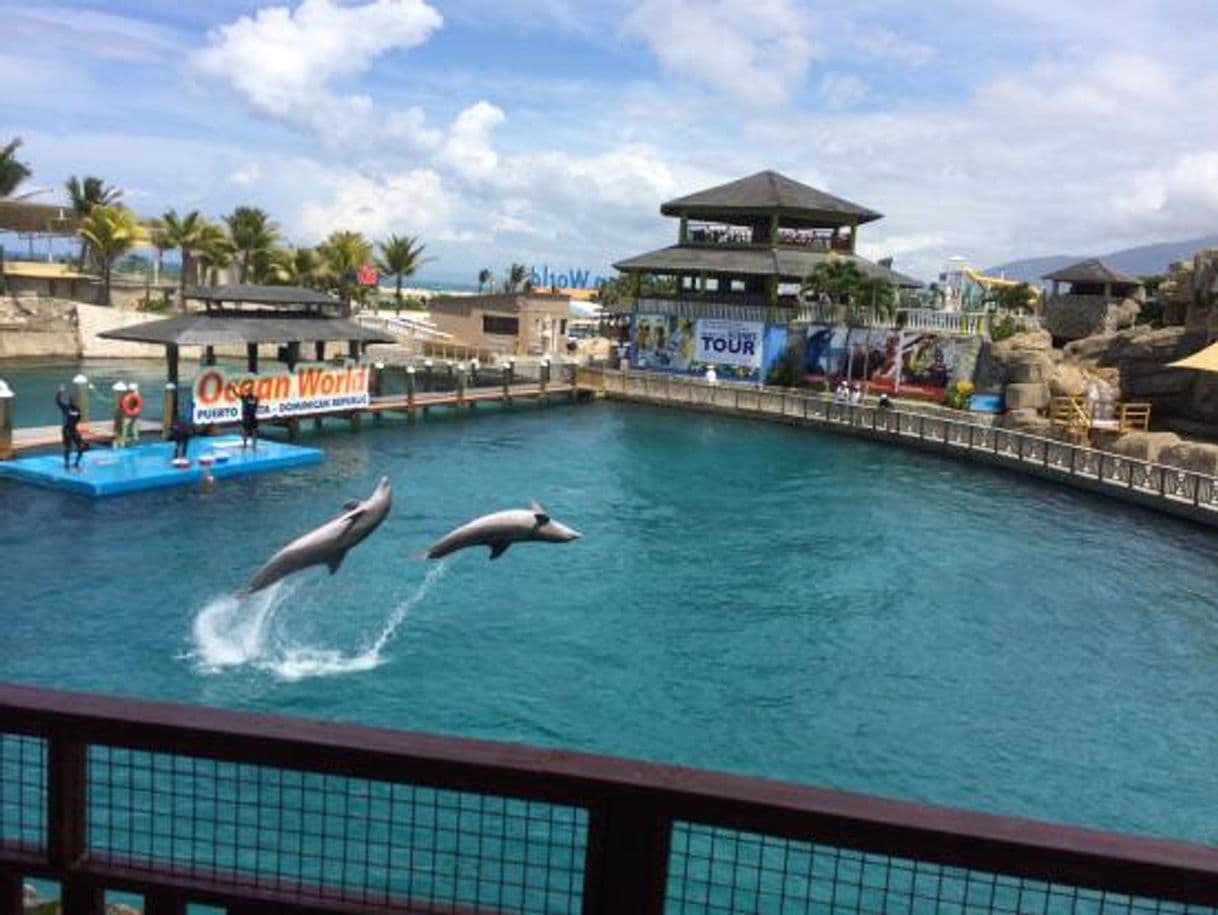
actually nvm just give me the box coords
[191,365,370,424]
[695,319,763,369]
[530,265,608,290]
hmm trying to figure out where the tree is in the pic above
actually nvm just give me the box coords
[160,209,205,307]
[66,175,123,269]
[317,230,374,307]
[477,267,492,292]
[224,206,279,283]
[803,258,867,381]
[988,282,1036,314]
[78,206,139,307]
[376,234,428,311]
[857,275,898,323]
[503,262,530,293]
[0,138,32,198]
[195,221,235,286]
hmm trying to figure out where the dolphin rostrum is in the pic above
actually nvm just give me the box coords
[425,502,581,560]
[244,477,393,593]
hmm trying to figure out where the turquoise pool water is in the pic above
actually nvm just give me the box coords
[2,360,1218,847]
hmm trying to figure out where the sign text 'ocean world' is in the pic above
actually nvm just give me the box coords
[191,364,370,424]
[530,265,608,290]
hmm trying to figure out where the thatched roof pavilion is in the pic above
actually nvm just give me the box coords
[611,169,918,317]
[99,284,392,384]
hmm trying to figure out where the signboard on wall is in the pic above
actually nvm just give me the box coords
[191,364,370,424]
[694,319,763,369]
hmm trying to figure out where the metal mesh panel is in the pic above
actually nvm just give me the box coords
[88,747,587,913]
[0,733,46,850]
[666,823,1218,915]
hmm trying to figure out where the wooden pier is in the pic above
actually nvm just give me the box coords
[2,380,594,459]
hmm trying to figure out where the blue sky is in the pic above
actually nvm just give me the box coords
[4,0,1218,284]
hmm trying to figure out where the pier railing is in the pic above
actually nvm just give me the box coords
[584,368,1218,527]
[2,683,1218,914]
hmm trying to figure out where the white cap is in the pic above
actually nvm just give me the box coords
[0,380,12,399]
[129,382,139,391]
[112,382,128,392]
[72,374,88,385]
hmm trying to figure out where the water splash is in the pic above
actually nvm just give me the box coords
[189,563,448,681]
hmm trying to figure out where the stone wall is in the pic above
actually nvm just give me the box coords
[1042,294,1140,343]
[0,294,80,358]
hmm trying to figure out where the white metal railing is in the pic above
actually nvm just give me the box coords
[357,312,452,342]
[581,369,1218,524]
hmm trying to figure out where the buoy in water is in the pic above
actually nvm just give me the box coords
[198,455,215,467]
[211,453,229,464]
[172,457,191,469]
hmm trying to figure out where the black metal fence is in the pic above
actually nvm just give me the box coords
[2,684,1218,914]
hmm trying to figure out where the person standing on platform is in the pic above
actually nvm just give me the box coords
[122,382,143,445]
[111,381,128,448]
[240,389,260,450]
[55,385,88,471]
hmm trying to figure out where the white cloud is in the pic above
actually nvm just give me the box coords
[297,169,462,242]
[229,163,263,187]
[851,28,936,67]
[191,0,443,132]
[819,73,867,109]
[623,0,815,107]
[441,102,507,180]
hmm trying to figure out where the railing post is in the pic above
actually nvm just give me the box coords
[582,800,670,915]
[144,892,189,915]
[0,379,13,460]
[48,737,102,914]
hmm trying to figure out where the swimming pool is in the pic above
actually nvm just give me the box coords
[2,360,1217,846]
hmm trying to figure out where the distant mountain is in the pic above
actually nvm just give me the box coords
[986,233,1218,283]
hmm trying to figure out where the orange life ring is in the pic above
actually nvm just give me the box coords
[120,390,143,417]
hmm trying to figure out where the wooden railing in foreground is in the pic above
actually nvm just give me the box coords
[582,368,1218,528]
[1,683,1218,914]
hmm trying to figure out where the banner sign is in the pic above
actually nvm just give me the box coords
[802,325,981,397]
[191,364,370,424]
[694,318,763,369]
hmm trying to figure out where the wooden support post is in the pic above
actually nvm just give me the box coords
[246,343,258,374]
[456,362,467,405]
[582,800,670,915]
[72,373,90,425]
[539,359,549,400]
[423,360,433,417]
[315,341,326,362]
[503,360,514,404]
[49,738,102,914]
[371,362,384,421]
[0,866,24,915]
[166,344,180,388]
[204,345,216,367]
[0,379,12,461]
[406,366,417,421]
[286,341,300,372]
[348,339,360,362]
[161,383,176,439]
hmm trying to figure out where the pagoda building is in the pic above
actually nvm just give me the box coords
[610,170,920,380]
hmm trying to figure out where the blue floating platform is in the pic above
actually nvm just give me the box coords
[0,436,323,497]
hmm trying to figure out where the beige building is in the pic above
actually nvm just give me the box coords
[427,293,573,357]
[2,260,95,300]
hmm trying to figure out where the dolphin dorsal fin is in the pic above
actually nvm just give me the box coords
[530,501,550,526]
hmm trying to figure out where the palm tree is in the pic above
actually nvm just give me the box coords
[66,176,122,268]
[78,206,139,307]
[857,275,897,323]
[160,209,205,307]
[224,206,279,283]
[0,138,32,198]
[195,221,235,286]
[803,257,867,381]
[503,262,529,293]
[376,234,428,311]
[317,230,373,308]
[477,267,492,293]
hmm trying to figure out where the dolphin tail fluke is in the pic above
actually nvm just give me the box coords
[489,542,510,560]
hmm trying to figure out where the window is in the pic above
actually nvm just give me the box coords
[482,314,519,336]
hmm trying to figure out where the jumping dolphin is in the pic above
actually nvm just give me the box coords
[425,502,581,560]
[244,477,392,593]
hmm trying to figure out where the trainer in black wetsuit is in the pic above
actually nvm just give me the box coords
[55,387,87,470]
[169,414,193,460]
[240,390,259,450]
